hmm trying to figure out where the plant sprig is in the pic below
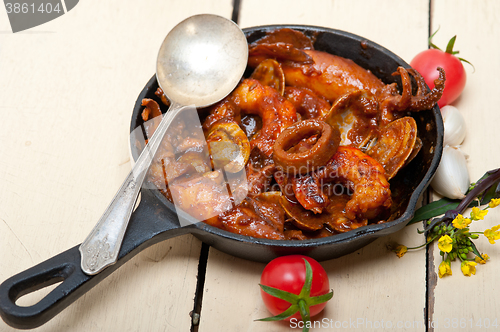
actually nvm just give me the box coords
[393,168,500,277]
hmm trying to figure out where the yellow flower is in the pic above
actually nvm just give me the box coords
[452,214,471,229]
[470,207,488,221]
[438,261,452,278]
[394,245,407,258]
[438,235,453,253]
[475,253,490,264]
[484,225,500,244]
[489,198,500,208]
[461,261,477,277]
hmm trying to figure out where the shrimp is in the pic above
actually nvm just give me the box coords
[293,146,392,220]
[231,79,297,156]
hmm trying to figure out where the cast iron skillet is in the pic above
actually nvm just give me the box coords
[0,25,443,329]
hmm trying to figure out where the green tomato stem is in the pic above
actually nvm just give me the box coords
[427,27,474,69]
[406,235,439,250]
[298,299,311,332]
[445,35,458,54]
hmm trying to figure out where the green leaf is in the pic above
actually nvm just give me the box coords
[298,299,311,332]
[256,304,299,322]
[306,291,334,306]
[458,57,475,71]
[478,177,500,205]
[467,169,500,205]
[480,182,500,205]
[299,259,313,298]
[472,171,492,188]
[428,27,442,50]
[259,284,299,304]
[469,241,484,260]
[407,197,461,225]
[445,35,457,54]
[408,196,484,226]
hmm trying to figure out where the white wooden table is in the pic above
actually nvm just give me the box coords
[1,1,499,331]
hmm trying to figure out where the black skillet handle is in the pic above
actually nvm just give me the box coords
[0,189,190,329]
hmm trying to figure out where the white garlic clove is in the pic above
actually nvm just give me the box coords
[441,105,466,147]
[431,146,470,199]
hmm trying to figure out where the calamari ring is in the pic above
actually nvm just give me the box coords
[273,119,340,175]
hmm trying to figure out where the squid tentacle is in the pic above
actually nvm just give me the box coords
[407,67,446,111]
[391,66,413,111]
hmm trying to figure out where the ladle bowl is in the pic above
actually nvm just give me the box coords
[157,14,248,107]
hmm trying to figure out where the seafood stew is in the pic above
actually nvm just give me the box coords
[134,26,444,242]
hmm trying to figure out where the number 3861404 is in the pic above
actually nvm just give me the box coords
[5,2,62,14]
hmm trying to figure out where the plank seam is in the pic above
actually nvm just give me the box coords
[190,243,210,332]
[425,4,437,331]
[231,0,241,23]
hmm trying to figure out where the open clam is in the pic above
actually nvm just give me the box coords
[279,192,368,233]
[250,58,286,96]
[322,90,378,148]
[366,116,418,180]
[280,195,326,231]
[206,119,251,173]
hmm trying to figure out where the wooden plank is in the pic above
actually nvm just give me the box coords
[429,1,500,330]
[200,1,431,331]
[0,0,233,331]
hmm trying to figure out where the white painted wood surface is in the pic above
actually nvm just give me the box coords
[430,1,500,331]
[1,1,499,332]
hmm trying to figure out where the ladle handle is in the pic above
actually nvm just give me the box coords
[79,102,186,275]
[0,189,190,329]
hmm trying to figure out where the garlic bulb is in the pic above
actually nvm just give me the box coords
[441,105,466,147]
[431,146,470,199]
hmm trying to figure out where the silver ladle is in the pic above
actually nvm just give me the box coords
[79,14,248,275]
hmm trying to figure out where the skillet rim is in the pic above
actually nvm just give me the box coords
[130,24,444,253]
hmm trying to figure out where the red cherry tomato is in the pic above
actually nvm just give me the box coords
[410,48,466,107]
[410,32,470,108]
[260,255,331,321]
